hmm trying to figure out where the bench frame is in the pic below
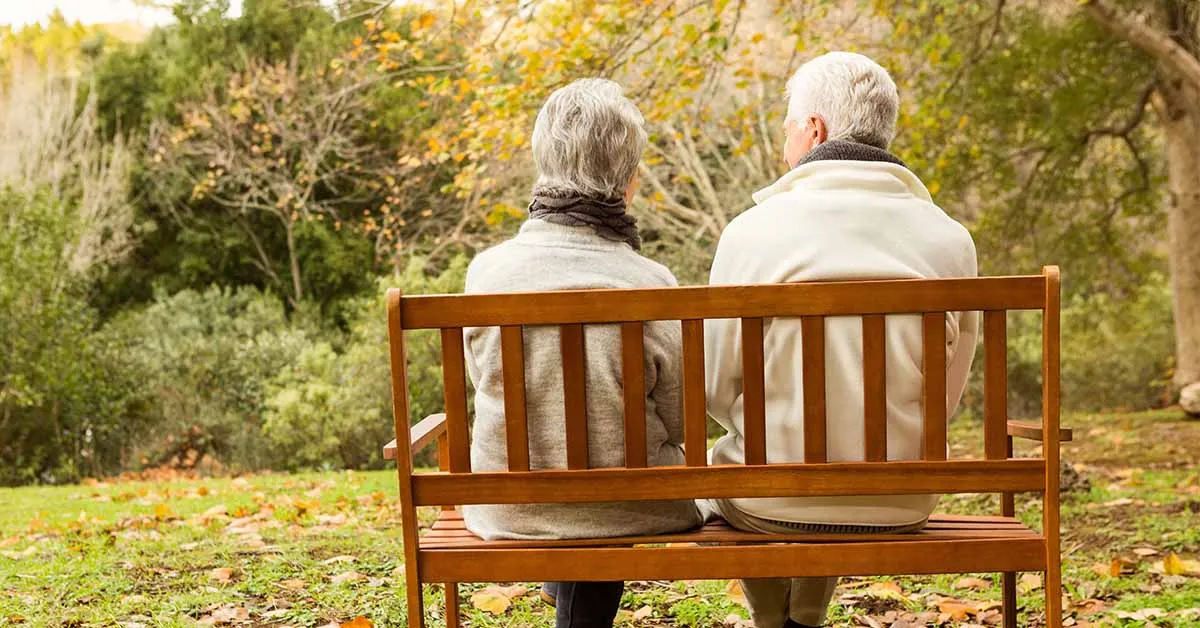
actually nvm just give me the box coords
[385,266,1067,628]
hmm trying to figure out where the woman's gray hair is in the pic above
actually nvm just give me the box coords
[531,78,647,199]
[785,52,900,150]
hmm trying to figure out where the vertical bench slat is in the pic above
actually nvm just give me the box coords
[682,319,708,467]
[801,316,827,463]
[561,324,590,470]
[741,318,767,466]
[440,328,472,473]
[984,311,1009,460]
[862,314,888,462]
[500,325,530,472]
[922,312,948,461]
[621,322,648,469]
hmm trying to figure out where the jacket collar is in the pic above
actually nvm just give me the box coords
[752,142,933,206]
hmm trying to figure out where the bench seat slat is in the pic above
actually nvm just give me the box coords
[410,459,1046,506]
[417,537,1047,582]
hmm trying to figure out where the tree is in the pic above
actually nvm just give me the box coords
[1072,1,1200,413]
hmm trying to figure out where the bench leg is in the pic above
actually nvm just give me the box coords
[1045,566,1063,628]
[407,580,424,628]
[1002,572,1017,628]
[445,583,461,627]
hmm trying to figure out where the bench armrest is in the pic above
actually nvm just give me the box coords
[1007,420,1073,443]
[383,413,449,460]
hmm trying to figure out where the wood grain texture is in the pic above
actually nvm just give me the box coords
[382,413,447,461]
[801,316,827,463]
[1042,266,1063,628]
[440,329,471,473]
[418,538,1048,583]
[862,314,888,462]
[400,277,1047,329]
[445,583,460,628]
[500,325,529,472]
[741,317,767,465]
[620,322,648,468]
[984,311,1009,460]
[682,319,707,467]
[1007,421,1073,442]
[410,459,1047,506]
[922,313,948,461]
[560,324,589,470]
[1002,434,1018,628]
[386,290,425,627]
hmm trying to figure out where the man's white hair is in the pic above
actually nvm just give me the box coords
[532,78,647,198]
[785,52,900,149]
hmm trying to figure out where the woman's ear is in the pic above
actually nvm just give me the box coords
[624,172,640,205]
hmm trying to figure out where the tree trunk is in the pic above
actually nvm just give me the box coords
[284,220,304,305]
[1156,77,1200,415]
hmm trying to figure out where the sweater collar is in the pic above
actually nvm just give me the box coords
[515,218,635,251]
[752,141,931,206]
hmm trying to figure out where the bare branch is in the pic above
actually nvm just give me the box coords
[1082,0,1200,91]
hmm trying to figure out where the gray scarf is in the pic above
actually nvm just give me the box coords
[528,184,641,250]
[795,139,907,168]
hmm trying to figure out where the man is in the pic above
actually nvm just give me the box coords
[704,52,979,628]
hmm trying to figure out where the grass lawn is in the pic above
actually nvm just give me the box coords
[1,409,1198,627]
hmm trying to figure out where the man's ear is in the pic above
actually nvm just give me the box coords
[809,115,828,145]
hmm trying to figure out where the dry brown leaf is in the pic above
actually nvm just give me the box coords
[209,567,234,583]
[936,599,978,621]
[340,617,373,628]
[153,504,177,521]
[321,555,356,565]
[495,584,529,599]
[0,537,19,549]
[1018,573,1043,592]
[179,542,201,551]
[470,588,512,614]
[953,576,992,591]
[279,578,307,590]
[725,579,747,606]
[1132,547,1159,557]
[331,571,368,585]
[632,605,653,621]
[198,605,250,625]
[866,580,907,601]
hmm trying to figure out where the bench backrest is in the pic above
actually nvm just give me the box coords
[387,267,1060,509]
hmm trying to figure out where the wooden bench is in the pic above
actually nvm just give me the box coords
[384,266,1070,628]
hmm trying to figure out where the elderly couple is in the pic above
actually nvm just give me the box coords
[459,52,978,628]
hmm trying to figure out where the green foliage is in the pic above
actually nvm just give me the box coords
[107,286,319,471]
[262,257,469,470]
[0,187,151,485]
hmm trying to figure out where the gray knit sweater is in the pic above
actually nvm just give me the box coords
[460,220,702,540]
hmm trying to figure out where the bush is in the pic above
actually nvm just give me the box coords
[0,187,151,485]
[107,285,320,471]
[960,274,1175,421]
[261,256,469,470]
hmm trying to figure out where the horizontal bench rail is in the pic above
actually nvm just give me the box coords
[398,276,1046,329]
[417,537,1048,582]
[410,459,1046,507]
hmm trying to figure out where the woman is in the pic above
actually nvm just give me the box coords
[461,79,701,628]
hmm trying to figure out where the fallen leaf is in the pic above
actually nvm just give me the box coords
[1018,573,1043,592]
[471,588,512,614]
[1114,608,1166,621]
[202,504,228,518]
[153,504,176,521]
[321,555,356,565]
[340,617,373,628]
[1132,547,1159,557]
[632,605,653,620]
[209,567,234,583]
[1154,552,1200,576]
[954,576,992,591]
[180,542,201,551]
[936,599,979,621]
[330,571,368,585]
[866,580,907,601]
[279,578,307,590]
[495,584,528,599]
[198,605,250,624]
[725,579,747,606]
